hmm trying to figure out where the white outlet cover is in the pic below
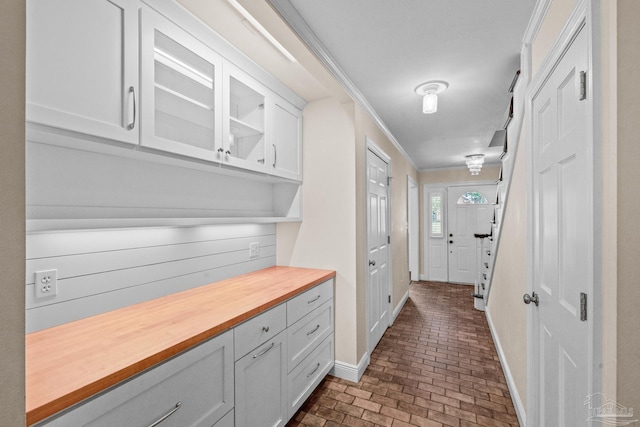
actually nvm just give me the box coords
[249,242,260,258]
[34,269,57,299]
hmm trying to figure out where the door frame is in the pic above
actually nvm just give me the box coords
[365,137,392,355]
[423,180,498,283]
[525,0,601,423]
[407,176,419,281]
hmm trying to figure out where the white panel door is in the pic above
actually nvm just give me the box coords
[447,185,495,284]
[367,148,390,353]
[530,26,591,426]
[26,0,139,144]
[408,177,419,281]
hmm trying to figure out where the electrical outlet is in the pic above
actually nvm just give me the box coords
[34,269,57,299]
[249,242,260,258]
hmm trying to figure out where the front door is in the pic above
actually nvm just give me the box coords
[529,24,591,425]
[447,185,495,284]
[367,147,390,353]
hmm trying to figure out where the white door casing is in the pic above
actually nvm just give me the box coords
[366,143,391,354]
[528,20,593,426]
[447,185,496,284]
[408,177,419,281]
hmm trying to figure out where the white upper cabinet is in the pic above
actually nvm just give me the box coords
[140,6,223,161]
[222,65,268,174]
[268,96,302,181]
[26,0,139,144]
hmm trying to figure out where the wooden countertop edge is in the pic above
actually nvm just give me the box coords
[26,267,336,426]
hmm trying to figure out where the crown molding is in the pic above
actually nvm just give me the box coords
[266,0,418,171]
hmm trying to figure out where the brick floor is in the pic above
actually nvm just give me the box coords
[287,281,520,427]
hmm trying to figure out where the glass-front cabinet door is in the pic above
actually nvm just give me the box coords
[140,6,222,161]
[222,65,268,174]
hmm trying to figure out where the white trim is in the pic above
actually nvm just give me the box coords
[523,0,553,46]
[392,288,409,323]
[266,0,417,171]
[330,352,370,383]
[485,308,527,427]
[419,274,427,281]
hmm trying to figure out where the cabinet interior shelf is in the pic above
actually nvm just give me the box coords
[230,116,264,138]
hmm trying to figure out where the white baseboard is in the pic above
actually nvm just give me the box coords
[330,351,370,383]
[419,274,427,281]
[392,288,410,323]
[485,308,526,427]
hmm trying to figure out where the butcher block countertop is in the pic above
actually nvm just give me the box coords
[26,266,336,426]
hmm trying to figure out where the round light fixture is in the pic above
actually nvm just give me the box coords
[415,81,449,114]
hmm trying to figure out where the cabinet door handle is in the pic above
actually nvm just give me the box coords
[262,326,270,333]
[307,295,321,304]
[147,401,182,427]
[127,86,136,130]
[306,324,320,336]
[306,362,321,378]
[272,144,277,168]
[253,342,275,359]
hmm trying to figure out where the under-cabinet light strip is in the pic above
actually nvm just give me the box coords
[226,0,298,63]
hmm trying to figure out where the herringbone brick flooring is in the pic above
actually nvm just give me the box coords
[287,281,519,427]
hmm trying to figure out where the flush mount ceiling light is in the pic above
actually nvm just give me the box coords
[465,154,485,175]
[415,81,449,114]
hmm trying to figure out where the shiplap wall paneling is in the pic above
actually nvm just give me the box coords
[27,224,276,332]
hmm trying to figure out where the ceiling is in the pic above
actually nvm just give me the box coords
[269,0,536,170]
[180,0,536,170]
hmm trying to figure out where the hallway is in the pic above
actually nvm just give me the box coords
[288,282,519,427]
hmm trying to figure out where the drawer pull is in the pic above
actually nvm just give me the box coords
[253,342,275,359]
[306,362,321,378]
[262,326,270,333]
[306,324,320,336]
[147,401,182,427]
[307,295,321,304]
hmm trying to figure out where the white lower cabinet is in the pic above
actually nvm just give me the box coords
[36,330,234,427]
[234,331,288,427]
[36,279,334,427]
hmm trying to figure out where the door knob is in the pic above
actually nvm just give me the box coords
[369,260,376,266]
[523,292,539,306]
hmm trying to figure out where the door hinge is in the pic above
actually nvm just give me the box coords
[388,295,391,303]
[579,71,587,101]
[387,235,391,244]
[580,292,587,321]
[387,176,392,186]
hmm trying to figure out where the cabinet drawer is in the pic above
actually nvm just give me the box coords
[287,300,333,372]
[287,279,333,326]
[287,335,334,418]
[234,303,286,360]
[37,330,234,427]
